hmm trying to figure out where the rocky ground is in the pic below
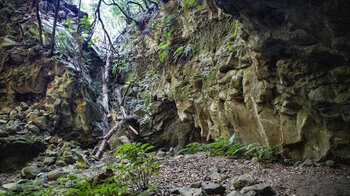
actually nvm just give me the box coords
[153,152,350,196]
[1,151,350,196]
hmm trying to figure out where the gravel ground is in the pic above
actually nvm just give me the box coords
[152,152,350,196]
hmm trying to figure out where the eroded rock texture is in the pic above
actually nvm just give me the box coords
[0,0,103,171]
[117,0,350,162]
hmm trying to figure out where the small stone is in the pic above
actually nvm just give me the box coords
[190,182,202,188]
[0,119,8,124]
[157,151,166,157]
[35,173,48,182]
[21,164,40,180]
[233,174,256,189]
[244,160,250,164]
[56,160,66,166]
[20,102,29,110]
[26,124,40,134]
[293,161,302,167]
[325,160,335,167]
[17,128,28,135]
[0,189,6,194]
[63,151,77,164]
[201,182,226,194]
[209,166,220,173]
[301,159,314,167]
[241,184,275,195]
[44,157,56,166]
[44,136,52,141]
[47,169,64,181]
[251,157,259,165]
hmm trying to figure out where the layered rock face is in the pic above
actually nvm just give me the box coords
[0,0,103,171]
[118,0,350,162]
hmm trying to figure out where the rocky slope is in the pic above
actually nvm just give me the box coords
[116,0,350,162]
[0,0,103,172]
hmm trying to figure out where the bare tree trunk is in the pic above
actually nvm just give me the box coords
[35,0,43,47]
[74,0,83,74]
[49,0,60,56]
[101,51,112,135]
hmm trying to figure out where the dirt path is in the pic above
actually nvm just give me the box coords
[152,152,350,196]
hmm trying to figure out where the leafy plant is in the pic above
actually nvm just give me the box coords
[173,44,193,62]
[227,19,239,52]
[112,142,159,190]
[182,0,200,13]
[184,138,281,162]
[157,41,170,62]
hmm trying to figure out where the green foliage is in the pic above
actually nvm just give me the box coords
[112,142,159,190]
[182,0,200,13]
[79,15,91,34]
[173,44,193,62]
[227,19,239,52]
[184,138,281,162]
[157,41,170,62]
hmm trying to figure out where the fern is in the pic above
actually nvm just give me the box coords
[184,138,281,162]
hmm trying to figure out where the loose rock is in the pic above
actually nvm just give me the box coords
[201,182,226,194]
[47,169,65,181]
[233,174,256,189]
[241,184,275,195]
[21,164,40,180]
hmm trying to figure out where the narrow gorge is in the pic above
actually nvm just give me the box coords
[0,0,349,195]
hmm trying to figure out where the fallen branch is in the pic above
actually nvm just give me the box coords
[95,120,125,158]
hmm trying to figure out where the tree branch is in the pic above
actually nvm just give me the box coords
[49,0,60,56]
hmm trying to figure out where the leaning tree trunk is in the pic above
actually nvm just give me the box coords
[93,50,138,158]
[49,0,60,56]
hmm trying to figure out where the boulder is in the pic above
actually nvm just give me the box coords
[233,174,256,189]
[44,157,56,166]
[2,182,20,192]
[25,124,40,134]
[21,164,40,180]
[47,169,65,181]
[76,154,89,169]
[4,120,21,134]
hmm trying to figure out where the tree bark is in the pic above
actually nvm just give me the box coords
[95,120,125,158]
[35,0,43,47]
[101,52,112,135]
[49,0,60,56]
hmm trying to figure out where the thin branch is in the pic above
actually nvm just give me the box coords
[35,0,43,47]
[49,0,60,56]
[127,1,145,12]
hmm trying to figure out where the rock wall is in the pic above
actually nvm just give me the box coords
[117,0,350,162]
[0,0,103,171]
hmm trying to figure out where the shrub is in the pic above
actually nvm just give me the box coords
[184,137,281,162]
[112,142,159,190]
